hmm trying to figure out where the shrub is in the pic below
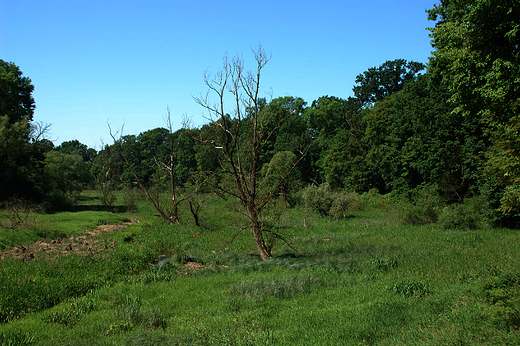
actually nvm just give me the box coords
[481,273,520,329]
[301,184,333,216]
[397,184,444,225]
[300,184,361,218]
[44,189,73,213]
[438,197,490,229]
[330,190,362,218]
[360,188,388,208]
[123,186,137,212]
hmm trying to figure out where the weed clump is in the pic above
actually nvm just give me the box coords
[390,279,431,297]
[0,331,34,346]
[42,294,98,327]
[112,295,167,332]
[229,275,324,300]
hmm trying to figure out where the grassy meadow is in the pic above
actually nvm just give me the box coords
[1,190,519,345]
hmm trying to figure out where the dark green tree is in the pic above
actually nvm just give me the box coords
[0,60,35,124]
[57,140,97,163]
[0,60,44,200]
[353,59,425,107]
[304,96,363,185]
[359,74,487,197]
[428,0,520,217]
[44,151,91,205]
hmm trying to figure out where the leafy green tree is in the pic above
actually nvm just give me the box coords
[428,0,520,217]
[0,60,44,200]
[261,150,300,205]
[353,59,425,107]
[171,128,197,186]
[258,96,310,185]
[43,151,91,207]
[57,140,97,163]
[360,74,486,197]
[0,60,35,124]
[304,96,361,184]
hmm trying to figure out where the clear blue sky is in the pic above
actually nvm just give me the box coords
[1,0,437,150]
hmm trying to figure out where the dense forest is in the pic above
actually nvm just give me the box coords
[2,0,519,227]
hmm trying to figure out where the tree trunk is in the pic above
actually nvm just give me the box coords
[189,200,200,227]
[248,207,271,260]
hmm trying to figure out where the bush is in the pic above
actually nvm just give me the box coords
[481,273,520,329]
[300,184,361,218]
[397,185,444,225]
[330,190,362,218]
[438,197,490,229]
[123,186,137,212]
[301,184,333,216]
[44,189,73,213]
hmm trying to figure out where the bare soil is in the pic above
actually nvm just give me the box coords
[0,223,133,260]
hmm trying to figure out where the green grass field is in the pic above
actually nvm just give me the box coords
[1,190,519,345]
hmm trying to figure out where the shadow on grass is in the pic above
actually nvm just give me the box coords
[71,204,128,213]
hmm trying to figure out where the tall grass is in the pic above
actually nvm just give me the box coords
[0,190,519,345]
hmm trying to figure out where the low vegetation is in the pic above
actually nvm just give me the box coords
[1,1,519,344]
[0,190,519,345]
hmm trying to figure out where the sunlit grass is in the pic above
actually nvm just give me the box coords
[0,190,519,345]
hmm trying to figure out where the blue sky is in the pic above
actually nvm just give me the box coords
[1,0,437,149]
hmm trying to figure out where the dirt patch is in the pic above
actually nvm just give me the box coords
[0,222,134,260]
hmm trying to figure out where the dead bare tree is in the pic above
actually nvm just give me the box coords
[109,114,183,224]
[194,46,307,260]
[30,120,52,142]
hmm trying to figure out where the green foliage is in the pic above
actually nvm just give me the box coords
[397,185,444,225]
[1,192,520,344]
[300,184,361,218]
[44,189,74,212]
[90,144,119,211]
[329,190,362,219]
[43,151,92,210]
[56,140,97,163]
[122,186,138,212]
[353,58,425,107]
[428,0,520,215]
[438,197,490,229]
[300,184,334,216]
[0,113,42,201]
[481,273,520,329]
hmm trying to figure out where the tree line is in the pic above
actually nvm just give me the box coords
[1,0,519,230]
